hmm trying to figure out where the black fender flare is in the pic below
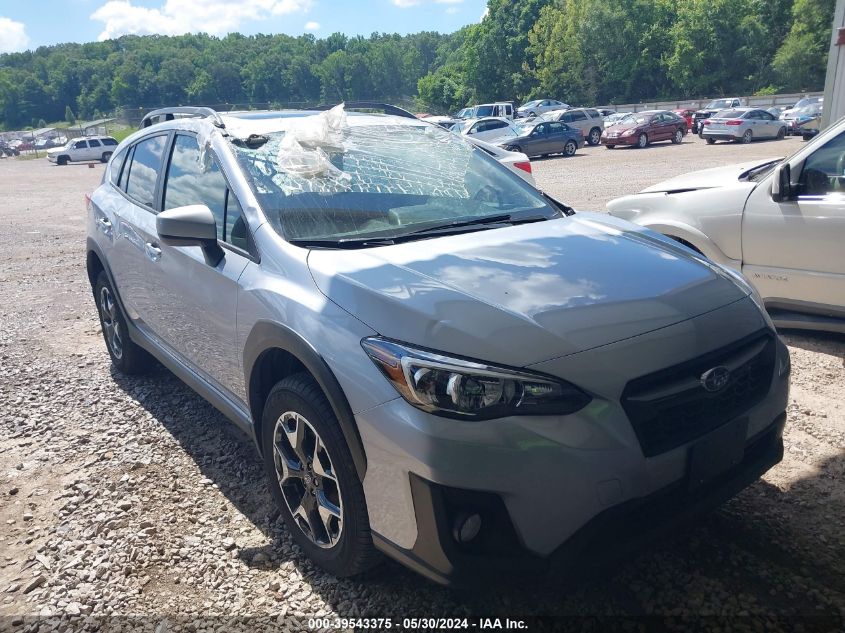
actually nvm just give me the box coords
[243,320,367,480]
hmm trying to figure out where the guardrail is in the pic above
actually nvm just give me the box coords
[598,91,824,113]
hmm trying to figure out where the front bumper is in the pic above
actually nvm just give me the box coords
[358,300,790,585]
[600,132,638,146]
[47,154,57,163]
[374,413,785,586]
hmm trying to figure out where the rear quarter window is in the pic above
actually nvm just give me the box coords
[102,138,118,146]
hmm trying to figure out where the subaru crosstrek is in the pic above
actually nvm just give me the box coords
[86,104,790,585]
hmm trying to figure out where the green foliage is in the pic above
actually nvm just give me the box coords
[0,0,836,127]
[773,0,837,91]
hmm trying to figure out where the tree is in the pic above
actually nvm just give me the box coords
[773,0,836,91]
[65,106,76,125]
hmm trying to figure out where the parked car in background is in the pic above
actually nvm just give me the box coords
[607,115,845,333]
[766,107,784,119]
[0,140,20,157]
[692,98,744,133]
[465,136,535,184]
[454,107,473,119]
[673,109,696,131]
[700,108,788,144]
[450,117,519,143]
[501,119,583,158]
[782,104,824,136]
[467,102,515,120]
[603,112,633,128]
[601,110,687,149]
[87,103,790,584]
[542,108,605,146]
[516,99,569,118]
[780,96,823,120]
[47,136,119,165]
[597,108,616,117]
[421,115,459,129]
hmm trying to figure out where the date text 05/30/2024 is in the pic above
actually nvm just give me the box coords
[307,618,528,629]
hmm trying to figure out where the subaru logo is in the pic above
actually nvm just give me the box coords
[700,366,731,392]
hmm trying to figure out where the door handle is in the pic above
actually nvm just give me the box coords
[144,242,162,262]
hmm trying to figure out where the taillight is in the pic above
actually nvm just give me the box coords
[726,120,742,126]
[702,120,711,126]
[514,161,532,174]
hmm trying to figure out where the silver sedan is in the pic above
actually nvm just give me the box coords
[700,108,788,144]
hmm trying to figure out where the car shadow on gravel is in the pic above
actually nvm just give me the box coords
[781,329,845,364]
[107,362,845,623]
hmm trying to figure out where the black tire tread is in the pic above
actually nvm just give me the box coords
[262,373,381,577]
[94,270,154,375]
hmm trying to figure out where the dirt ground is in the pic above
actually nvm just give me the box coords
[0,138,843,632]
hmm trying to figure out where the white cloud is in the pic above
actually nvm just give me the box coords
[434,0,464,4]
[392,0,421,7]
[90,0,313,40]
[445,7,459,14]
[480,6,489,21]
[304,20,320,30]
[0,16,29,53]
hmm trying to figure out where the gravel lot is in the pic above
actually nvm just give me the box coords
[1,137,843,632]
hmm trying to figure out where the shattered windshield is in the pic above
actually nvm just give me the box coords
[232,109,553,244]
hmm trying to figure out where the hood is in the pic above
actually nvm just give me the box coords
[640,158,782,193]
[307,213,748,367]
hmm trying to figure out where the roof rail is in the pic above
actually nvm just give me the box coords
[140,107,225,129]
[315,101,418,120]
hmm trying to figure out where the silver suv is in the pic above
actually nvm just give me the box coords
[542,108,605,146]
[87,104,790,585]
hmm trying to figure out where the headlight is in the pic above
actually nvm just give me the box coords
[621,129,636,136]
[361,337,591,420]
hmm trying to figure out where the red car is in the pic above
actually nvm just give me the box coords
[600,110,687,148]
[673,109,695,132]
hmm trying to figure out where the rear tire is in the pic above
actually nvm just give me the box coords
[101,151,112,163]
[777,127,786,140]
[672,129,683,144]
[605,145,615,149]
[563,140,577,157]
[93,271,154,374]
[587,127,601,146]
[262,373,381,577]
[706,138,716,145]
[742,129,753,144]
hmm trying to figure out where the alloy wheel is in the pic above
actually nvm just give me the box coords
[273,411,343,548]
[742,130,753,144]
[564,141,576,156]
[99,286,123,360]
[638,133,648,148]
[674,129,683,144]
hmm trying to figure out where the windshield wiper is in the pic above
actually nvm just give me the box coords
[405,213,551,237]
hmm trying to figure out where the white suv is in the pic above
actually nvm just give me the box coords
[47,136,119,165]
[543,108,605,146]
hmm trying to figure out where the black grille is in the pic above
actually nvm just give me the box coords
[621,330,776,457]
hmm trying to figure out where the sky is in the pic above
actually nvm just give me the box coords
[0,0,488,53]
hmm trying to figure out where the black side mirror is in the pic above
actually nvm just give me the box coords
[156,204,224,266]
[771,163,792,202]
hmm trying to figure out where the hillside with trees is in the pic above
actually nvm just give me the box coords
[0,0,835,130]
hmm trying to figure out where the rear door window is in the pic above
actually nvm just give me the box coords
[124,134,168,210]
[570,111,588,121]
[89,139,102,148]
[109,146,129,187]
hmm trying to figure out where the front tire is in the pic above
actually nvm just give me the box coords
[605,145,615,149]
[57,156,68,166]
[94,271,154,374]
[637,133,648,149]
[262,373,380,577]
[706,138,716,145]
[563,140,577,156]
[587,127,601,146]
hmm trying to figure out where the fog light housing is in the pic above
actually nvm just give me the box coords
[453,512,482,544]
